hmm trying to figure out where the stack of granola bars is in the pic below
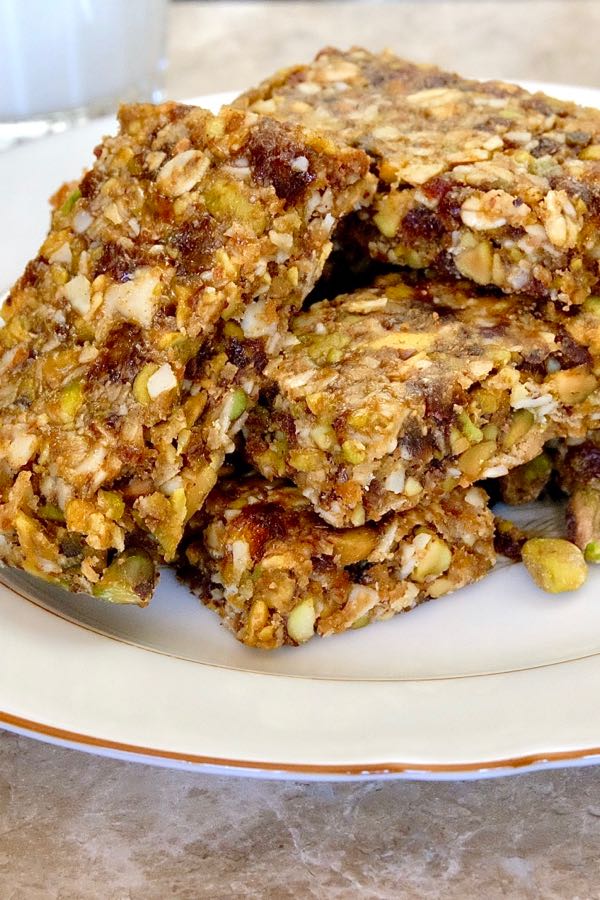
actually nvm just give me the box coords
[2,48,600,648]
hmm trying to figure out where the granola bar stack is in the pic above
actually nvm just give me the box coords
[2,47,600,648]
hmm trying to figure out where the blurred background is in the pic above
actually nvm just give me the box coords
[166,0,600,95]
[1,0,599,147]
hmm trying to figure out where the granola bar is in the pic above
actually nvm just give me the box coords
[245,273,600,528]
[236,47,600,304]
[180,476,495,649]
[0,102,372,599]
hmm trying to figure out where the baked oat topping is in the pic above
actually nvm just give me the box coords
[236,47,600,304]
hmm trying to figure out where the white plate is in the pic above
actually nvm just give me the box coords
[2,85,600,781]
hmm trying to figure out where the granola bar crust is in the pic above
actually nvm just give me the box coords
[245,274,600,528]
[180,476,495,649]
[236,46,600,304]
[0,102,372,597]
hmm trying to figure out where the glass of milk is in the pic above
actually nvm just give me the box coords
[0,0,167,144]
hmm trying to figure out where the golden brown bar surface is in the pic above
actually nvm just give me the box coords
[0,101,372,600]
[236,47,600,304]
[245,274,600,528]
[181,476,495,649]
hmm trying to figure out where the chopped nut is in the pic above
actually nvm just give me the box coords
[457,411,483,444]
[92,549,156,605]
[457,440,496,477]
[341,439,366,465]
[411,535,452,581]
[546,366,597,405]
[502,409,534,450]
[156,149,210,197]
[522,538,587,594]
[133,363,160,406]
[540,189,580,249]
[287,598,316,643]
[584,541,600,563]
[227,388,248,421]
[146,363,177,400]
[329,527,378,565]
[454,240,493,285]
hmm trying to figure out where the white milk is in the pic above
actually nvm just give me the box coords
[0,0,166,122]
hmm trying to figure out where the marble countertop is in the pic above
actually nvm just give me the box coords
[2,2,600,897]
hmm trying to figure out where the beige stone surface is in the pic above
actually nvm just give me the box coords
[2,3,600,897]
[1,732,600,899]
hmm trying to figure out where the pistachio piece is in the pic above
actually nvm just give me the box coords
[38,503,65,523]
[228,388,248,421]
[482,423,499,441]
[502,409,534,450]
[411,535,452,581]
[449,426,470,456]
[522,538,587,594]
[546,366,597,405]
[457,411,483,444]
[58,379,83,422]
[60,188,82,215]
[329,527,378,566]
[287,598,316,643]
[204,176,267,234]
[288,448,322,472]
[585,541,600,563]
[132,363,159,405]
[310,423,336,451]
[404,477,423,497]
[457,440,496,477]
[341,439,366,465]
[472,388,499,414]
[583,296,600,316]
[98,490,125,521]
[91,549,156,605]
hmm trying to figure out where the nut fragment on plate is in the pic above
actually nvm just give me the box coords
[179,476,495,649]
[0,101,373,597]
[244,273,600,528]
[522,537,588,593]
[236,46,600,304]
